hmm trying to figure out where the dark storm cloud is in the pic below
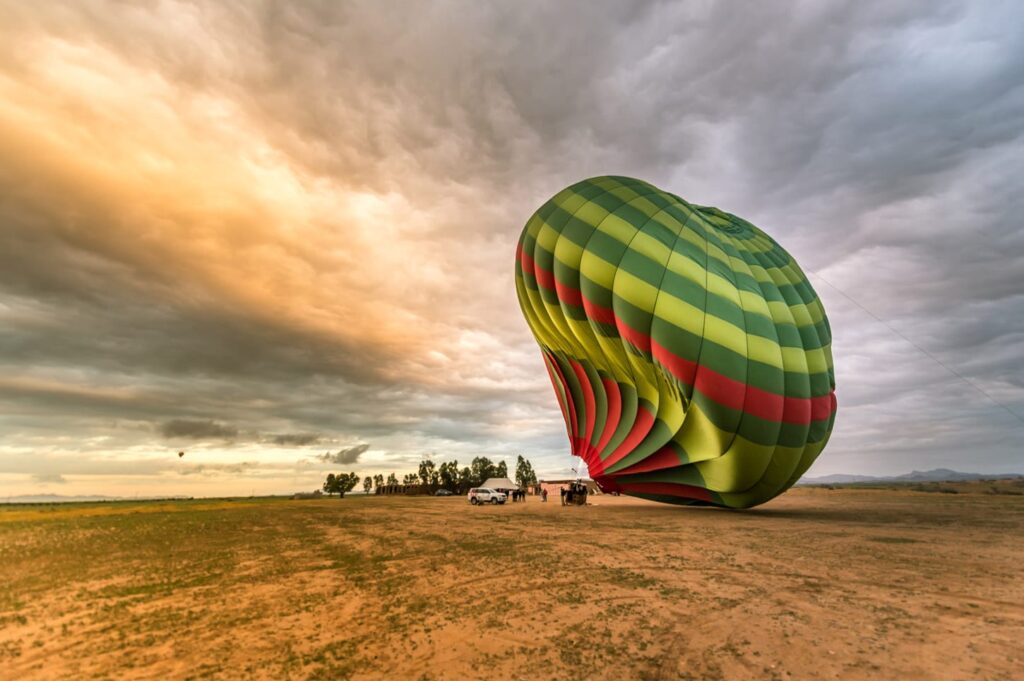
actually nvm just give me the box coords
[317,444,370,465]
[1,0,1022,494]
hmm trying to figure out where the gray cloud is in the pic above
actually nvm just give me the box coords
[160,420,239,440]
[269,433,324,446]
[32,473,67,484]
[176,462,256,476]
[0,0,1022,496]
[317,444,371,465]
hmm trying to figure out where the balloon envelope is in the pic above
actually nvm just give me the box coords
[515,176,836,509]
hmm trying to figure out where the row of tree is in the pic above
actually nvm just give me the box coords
[321,455,539,498]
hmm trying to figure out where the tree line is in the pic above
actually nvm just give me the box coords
[321,455,538,497]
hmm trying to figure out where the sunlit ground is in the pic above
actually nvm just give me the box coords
[2,485,1022,679]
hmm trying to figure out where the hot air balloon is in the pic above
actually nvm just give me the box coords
[178,451,185,458]
[515,176,836,509]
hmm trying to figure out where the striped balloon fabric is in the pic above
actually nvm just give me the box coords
[515,176,836,509]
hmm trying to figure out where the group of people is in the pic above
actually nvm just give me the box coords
[493,485,589,504]
[559,481,590,506]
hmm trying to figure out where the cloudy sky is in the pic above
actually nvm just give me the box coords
[1,0,1022,498]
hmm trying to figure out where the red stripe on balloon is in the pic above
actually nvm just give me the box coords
[545,352,579,453]
[542,353,572,444]
[652,338,698,386]
[569,358,597,464]
[812,391,836,422]
[607,444,683,476]
[555,279,583,307]
[600,406,656,470]
[518,243,554,291]
[592,476,623,494]
[614,481,714,503]
[534,263,556,291]
[614,308,652,353]
[582,296,616,326]
[517,240,533,277]
[595,377,621,457]
[520,244,588,312]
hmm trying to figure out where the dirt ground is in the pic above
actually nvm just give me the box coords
[1,486,1021,680]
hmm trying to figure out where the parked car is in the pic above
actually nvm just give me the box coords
[434,489,454,497]
[467,488,506,505]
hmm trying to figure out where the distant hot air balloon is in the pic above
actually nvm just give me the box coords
[515,176,836,509]
[178,451,185,458]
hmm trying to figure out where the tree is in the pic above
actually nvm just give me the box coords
[363,476,372,494]
[496,460,508,479]
[387,472,398,486]
[470,457,496,486]
[458,466,472,494]
[438,460,458,491]
[373,473,384,490]
[418,459,436,488]
[323,472,360,498]
[340,472,359,497]
[402,473,419,486]
[515,455,538,488]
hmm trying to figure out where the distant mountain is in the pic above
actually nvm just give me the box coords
[893,468,1011,482]
[1,494,190,504]
[800,474,880,484]
[800,468,1023,485]
[2,494,121,503]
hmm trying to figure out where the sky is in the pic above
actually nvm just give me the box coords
[1,0,1022,498]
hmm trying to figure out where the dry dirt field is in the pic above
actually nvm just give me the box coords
[1,485,1022,680]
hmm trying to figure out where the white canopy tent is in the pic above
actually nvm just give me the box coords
[480,477,519,491]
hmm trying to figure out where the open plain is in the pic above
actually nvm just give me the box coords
[1,485,1022,680]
